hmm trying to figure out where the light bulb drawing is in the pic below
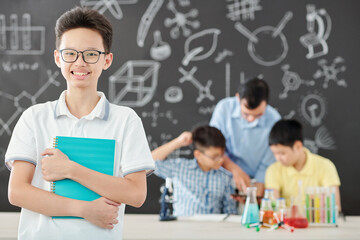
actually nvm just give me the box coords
[299,92,327,127]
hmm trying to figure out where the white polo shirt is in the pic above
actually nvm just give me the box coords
[5,91,155,240]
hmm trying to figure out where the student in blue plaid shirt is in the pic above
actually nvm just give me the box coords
[152,125,238,216]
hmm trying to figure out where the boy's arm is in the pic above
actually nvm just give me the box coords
[69,164,147,208]
[151,131,192,160]
[9,161,120,229]
[222,156,251,193]
[41,148,148,207]
[44,132,191,206]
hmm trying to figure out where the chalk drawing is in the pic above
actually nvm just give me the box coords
[178,66,214,103]
[164,0,200,39]
[109,60,160,107]
[234,12,293,66]
[300,4,332,59]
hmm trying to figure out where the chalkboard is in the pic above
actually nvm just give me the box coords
[1,0,359,215]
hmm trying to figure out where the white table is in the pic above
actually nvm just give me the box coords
[1,213,359,239]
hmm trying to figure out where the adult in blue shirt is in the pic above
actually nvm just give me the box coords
[210,78,281,196]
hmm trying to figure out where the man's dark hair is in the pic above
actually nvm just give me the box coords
[55,7,113,53]
[269,119,303,147]
[238,78,269,109]
[192,125,226,150]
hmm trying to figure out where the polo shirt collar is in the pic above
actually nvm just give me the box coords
[54,90,110,121]
[287,148,314,176]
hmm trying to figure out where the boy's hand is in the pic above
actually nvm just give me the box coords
[41,148,73,181]
[176,131,193,147]
[82,197,121,229]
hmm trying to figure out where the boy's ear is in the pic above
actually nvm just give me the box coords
[235,93,241,102]
[103,53,113,70]
[54,50,61,68]
[193,149,201,159]
[293,140,303,150]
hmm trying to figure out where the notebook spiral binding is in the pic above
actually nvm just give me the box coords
[50,137,59,193]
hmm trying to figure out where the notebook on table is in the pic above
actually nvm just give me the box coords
[51,136,116,218]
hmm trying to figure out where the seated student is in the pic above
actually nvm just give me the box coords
[265,119,341,210]
[152,125,238,216]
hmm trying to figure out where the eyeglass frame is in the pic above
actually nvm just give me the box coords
[58,48,107,64]
[198,149,225,162]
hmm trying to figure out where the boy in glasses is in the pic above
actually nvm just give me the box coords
[5,7,154,240]
[152,125,238,216]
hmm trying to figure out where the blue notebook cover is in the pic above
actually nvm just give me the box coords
[51,136,115,218]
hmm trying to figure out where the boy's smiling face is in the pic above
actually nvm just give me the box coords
[54,27,113,91]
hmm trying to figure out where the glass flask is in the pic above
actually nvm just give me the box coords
[260,198,275,226]
[264,189,276,209]
[241,187,259,226]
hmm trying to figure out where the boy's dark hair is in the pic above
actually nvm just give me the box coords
[269,119,303,147]
[55,7,113,53]
[192,125,226,150]
[238,78,269,109]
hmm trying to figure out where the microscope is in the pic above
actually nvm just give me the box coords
[159,178,177,221]
[300,4,332,59]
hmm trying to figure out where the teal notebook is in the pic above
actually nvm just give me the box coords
[51,136,115,219]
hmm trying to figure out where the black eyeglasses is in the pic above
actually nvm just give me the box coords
[59,49,107,64]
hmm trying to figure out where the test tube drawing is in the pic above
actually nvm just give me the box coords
[0,13,45,55]
[10,14,18,50]
[0,15,5,50]
[22,13,31,50]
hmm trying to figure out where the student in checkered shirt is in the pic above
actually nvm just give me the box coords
[152,125,238,216]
